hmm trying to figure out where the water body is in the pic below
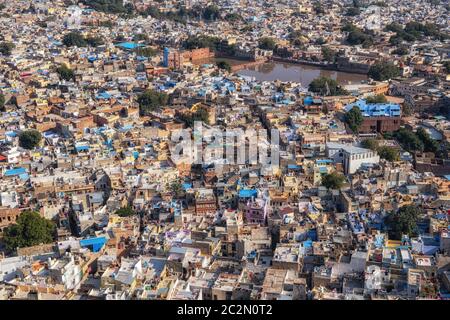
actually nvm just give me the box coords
[236,61,368,87]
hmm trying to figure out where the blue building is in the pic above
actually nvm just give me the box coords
[163,47,170,68]
[345,99,401,133]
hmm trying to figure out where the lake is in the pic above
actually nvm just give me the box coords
[236,61,368,87]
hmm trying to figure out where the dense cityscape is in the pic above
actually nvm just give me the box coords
[0,0,449,301]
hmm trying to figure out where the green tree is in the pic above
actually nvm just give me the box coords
[180,107,210,127]
[19,130,42,149]
[313,1,325,14]
[321,172,345,190]
[394,128,424,152]
[63,31,87,47]
[416,127,439,153]
[347,29,374,47]
[137,89,168,115]
[56,64,75,81]
[224,13,241,22]
[168,181,184,198]
[346,7,360,16]
[366,94,388,104]
[80,0,128,14]
[378,146,399,161]
[183,35,221,50]
[361,138,379,151]
[393,46,409,56]
[203,4,219,20]
[443,61,450,73]
[135,47,158,57]
[321,47,338,63]
[368,61,401,81]
[342,23,359,33]
[309,77,349,96]
[3,211,56,252]
[0,93,5,111]
[385,205,421,240]
[85,36,104,47]
[115,206,136,217]
[133,33,148,42]
[345,106,364,133]
[216,60,232,72]
[258,37,277,51]
[0,42,15,56]
[315,37,327,45]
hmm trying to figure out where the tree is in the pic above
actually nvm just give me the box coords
[313,2,325,14]
[258,37,277,51]
[416,127,439,153]
[80,0,128,14]
[385,205,421,240]
[3,211,56,252]
[347,29,374,47]
[115,206,136,217]
[224,13,241,22]
[444,61,450,73]
[133,33,148,42]
[342,23,359,33]
[394,128,424,152]
[85,36,104,47]
[322,172,345,190]
[19,130,42,149]
[345,106,364,133]
[168,181,184,198]
[368,61,401,81]
[321,47,338,63]
[203,4,219,20]
[63,32,87,47]
[216,60,232,72]
[0,93,5,111]
[137,89,168,115]
[183,35,221,50]
[56,64,75,81]
[0,42,15,56]
[378,146,399,161]
[309,77,349,96]
[180,107,210,127]
[393,46,409,56]
[346,7,360,16]
[135,47,158,57]
[366,94,388,104]
[361,138,379,151]
[315,37,327,45]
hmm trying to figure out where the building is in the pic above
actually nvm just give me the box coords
[345,100,401,133]
[326,142,380,174]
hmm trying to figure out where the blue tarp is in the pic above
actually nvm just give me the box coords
[96,92,111,100]
[182,183,193,190]
[4,167,26,176]
[304,96,314,106]
[79,236,107,252]
[115,42,144,50]
[239,189,258,198]
[76,145,89,152]
[303,239,313,247]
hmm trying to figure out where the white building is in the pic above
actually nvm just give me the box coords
[326,142,380,174]
[365,265,391,292]
[0,256,29,282]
